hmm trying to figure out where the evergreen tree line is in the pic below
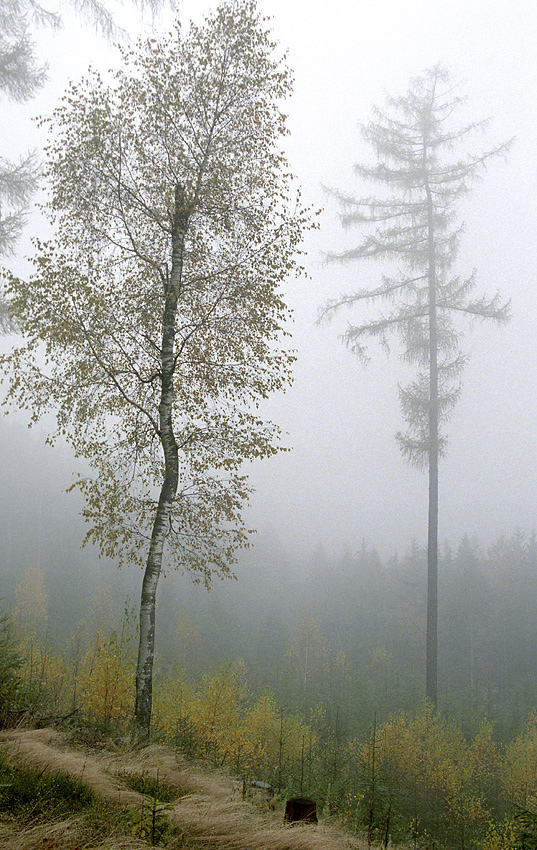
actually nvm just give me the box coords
[155,529,537,743]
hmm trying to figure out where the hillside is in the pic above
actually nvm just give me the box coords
[0,726,357,850]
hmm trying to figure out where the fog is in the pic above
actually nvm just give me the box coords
[3,0,537,569]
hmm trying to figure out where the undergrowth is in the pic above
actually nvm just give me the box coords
[0,751,94,821]
[0,749,130,844]
[118,768,185,802]
[129,794,175,845]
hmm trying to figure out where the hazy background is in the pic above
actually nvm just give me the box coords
[2,0,537,568]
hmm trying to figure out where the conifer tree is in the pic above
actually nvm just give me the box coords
[0,0,166,329]
[321,65,510,707]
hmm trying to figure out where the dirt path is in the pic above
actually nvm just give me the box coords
[0,727,233,803]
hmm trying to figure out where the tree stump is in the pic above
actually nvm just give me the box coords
[284,797,317,824]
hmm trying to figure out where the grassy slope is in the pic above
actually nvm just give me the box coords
[0,727,360,850]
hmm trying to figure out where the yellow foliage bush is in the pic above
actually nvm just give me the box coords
[153,662,316,783]
[481,818,517,850]
[13,603,135,730]
[347,704,499,848]
[76,623,135,729]
[504,712,537,807]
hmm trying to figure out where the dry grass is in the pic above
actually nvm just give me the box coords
[0,727,144,807]
[0,817,151,850]
[0,728,232,802]
[171,794,360,850]
[0,727,365,850]
[121,742,233,801]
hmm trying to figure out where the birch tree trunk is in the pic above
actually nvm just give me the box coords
[134,183,188,740]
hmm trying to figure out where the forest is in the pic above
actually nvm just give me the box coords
[4,426,537,741]
[2,0,537,848]
[3,421,537,849]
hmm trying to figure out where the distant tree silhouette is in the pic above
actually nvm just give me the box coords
[321,65,511,707]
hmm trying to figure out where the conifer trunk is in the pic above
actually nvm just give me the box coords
[134,184,188,740]
[425,168,438,709]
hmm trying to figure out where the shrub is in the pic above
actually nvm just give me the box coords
[0,751,94,822]
[0,607,22,727]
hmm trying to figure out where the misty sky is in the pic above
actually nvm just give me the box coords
[3,0,537,561]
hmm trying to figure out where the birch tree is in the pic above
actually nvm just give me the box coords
[0,0,309,739]
[321,65,510,708]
